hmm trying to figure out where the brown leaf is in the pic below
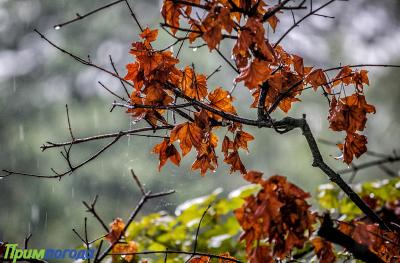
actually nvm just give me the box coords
[208,87,237,119]
[152,139,181,170]
[140,27,158,43]
[338,133,367,165]
[112,241,138,263]
[180,66,208,100]
[312,237,336,263]
[188,256,210,263]
[224,151,246,174]
[243,171,263,184]
[170,122,203,156]
[105,218,125,244]
[235,59,272,89]
[234,131,254,152]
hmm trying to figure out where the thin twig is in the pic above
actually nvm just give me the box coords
[54,0,125,29]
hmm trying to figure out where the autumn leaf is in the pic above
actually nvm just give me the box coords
[235,175,315,261]
[292,55,304,76]
[328,94,376,133]
[202,23,223,50]
[338,133,368,165]
[105,218,125,244]
[188,256,210,263]
[170,122,203,156]
[208,87,237,119]
[222,136,234,156]
[311,237,336,263]
[235,59,272,89]
[333,65,353,86]
[112,241,138,263]
[192,152,218,176]
[306,69,328,91]
[140,27,158,43]
[180,66,208,100]
[218,252,237,263]
[224,151,246,174]
[234,131,254,152]
[152,139,181,170]
[249,246,273,263]
[243,170,263,184]
[161,0,182,34]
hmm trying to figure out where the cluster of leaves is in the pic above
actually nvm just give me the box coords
[328,67,375,164]
[122,0,378,179]
[124,25,255,175]
[235,171,316,262]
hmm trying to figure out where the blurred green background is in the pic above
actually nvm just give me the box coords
[0,0,399,251]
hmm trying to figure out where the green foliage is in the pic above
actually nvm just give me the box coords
[125,185,258,262]
[317,177,400,219]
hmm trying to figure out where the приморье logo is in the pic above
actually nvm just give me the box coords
[2,243,95,262]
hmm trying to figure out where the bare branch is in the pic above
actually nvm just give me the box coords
[53,0,125,29]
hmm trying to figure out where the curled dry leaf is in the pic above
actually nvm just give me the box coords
[152,139,181,170]
[105,218,126,244]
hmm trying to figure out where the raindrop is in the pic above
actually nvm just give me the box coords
[12,75,16,93]
[54,25,61,30]
[31,204,39,223]
[52,185,55,193]
[44,212,48,230]
[192,47,197,52]
[19,124,24,141]
[71,187,75,198]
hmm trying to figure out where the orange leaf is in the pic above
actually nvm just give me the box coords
[112,241,138,263]
[161,1,181,35]
[140,27,158,43]
[152,139,181,170]
[234,131,254,152]
[208,87,237,119]
[311,237,336,263]
[333,65,353,86]
[105,218,125,244]
[180,66,208,100]
[338,132,367,165]
[328,94,375,133]
[188,256,210,263]
[170,122,203,156]
[306,69,328,91]
[243,171,263,184]
[224,151,246,174]
[235,59,272,89]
